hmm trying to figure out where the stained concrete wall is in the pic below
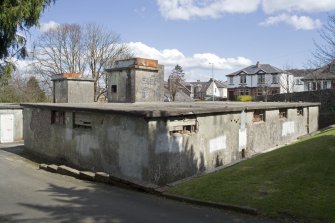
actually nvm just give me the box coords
[23,104,319,185]
[53,79,94,103]
[0,105,23,143]
[106,58,164,103]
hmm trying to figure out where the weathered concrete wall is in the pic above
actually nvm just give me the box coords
[53,80,68,103]
[24,108,150,181]
[53,79,94,103]
[23,104,319,185]
[0,107,23,143]
[134,69,163,102]
[67,80,94,103]
[148,107,318,184]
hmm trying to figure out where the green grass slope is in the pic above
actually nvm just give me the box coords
[167,128,335,221]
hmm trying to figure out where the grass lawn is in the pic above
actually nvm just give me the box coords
[167,128,335,222]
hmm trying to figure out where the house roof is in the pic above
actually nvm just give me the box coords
[301,63,335,80]
[226,63,285,76]
[286,69,314,77]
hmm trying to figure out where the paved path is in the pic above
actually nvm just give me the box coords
[0,144,274,223]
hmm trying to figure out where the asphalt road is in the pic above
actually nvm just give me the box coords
[0,144,275,223]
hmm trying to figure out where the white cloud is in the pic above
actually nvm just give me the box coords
[156,0,261,20]
[39,21,60,32]
[260,14,322,30]
[127,41,252,80]
[262,0,335,14]
[156,0,334,26]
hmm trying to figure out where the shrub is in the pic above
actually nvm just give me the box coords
[237,95,253,102]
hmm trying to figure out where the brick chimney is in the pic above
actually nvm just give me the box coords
[256,61,260,68]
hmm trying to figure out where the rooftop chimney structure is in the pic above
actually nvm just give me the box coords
[105,58,164,103]
[52,73,94,103]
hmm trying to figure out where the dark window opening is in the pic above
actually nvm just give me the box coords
[297,107,304,116]
[279,108,287,119]
[51,111,65,125]
[241,149,246,158]
[253,110,265,122]
[111,85,117,93]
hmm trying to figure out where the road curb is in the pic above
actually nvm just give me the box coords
[39,163,258,216]
[160,193,258,215]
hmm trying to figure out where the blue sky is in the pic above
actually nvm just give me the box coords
[27,0,334,81]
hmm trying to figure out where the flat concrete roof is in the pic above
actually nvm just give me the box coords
[0,103,23,109]
[21,102,320,118]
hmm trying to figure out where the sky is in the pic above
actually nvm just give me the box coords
[24,0,335,81]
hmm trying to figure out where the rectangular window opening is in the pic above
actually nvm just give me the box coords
[279,108,287,119]
[111,85,117,93]
[253,110,265,122]
[297,107,304,116]
[51,111,65,125]
[73,112,92,129]
[168,119,197,135]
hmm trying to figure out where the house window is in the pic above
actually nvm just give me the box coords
[312,82,317,91]
[297,107,304,116]
[272,74,278,84]
[258,74,265,84]
[295,78,303,85]
[229,77,234,85]
[111,85,117,93]
[245,89,250,95]
[240,75,246,84]
[51,111,65,125]
[272,89,279,95]
[323,81,328,89]
[279,108,287,119]
[73,112,92,129]
[253,110,265,122]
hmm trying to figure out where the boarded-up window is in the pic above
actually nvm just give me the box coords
[253,110,265,122]
[51,111,65,125]
[168,118,198,134]
[73,112,92,129]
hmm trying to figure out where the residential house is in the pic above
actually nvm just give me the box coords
[226,62,293,100]
[185,79,227,100]
[301,63,335,91]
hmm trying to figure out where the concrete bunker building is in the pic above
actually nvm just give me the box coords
[22,101,319,185]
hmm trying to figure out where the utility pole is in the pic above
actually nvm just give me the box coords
[209,62,214,102]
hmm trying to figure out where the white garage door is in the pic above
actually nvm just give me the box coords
[0,114,14,143]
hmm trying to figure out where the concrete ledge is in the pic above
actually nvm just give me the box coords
[79,171,95,181]
[46,164,58,173]
[95,172,110,183]
[161,193,258,216]
[39,163,48,170]
[57,165,80,178]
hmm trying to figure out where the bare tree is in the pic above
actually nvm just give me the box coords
[32,24,85,90]
[168,65,185,101]
[313,15,335,66]
[83,24,132,101]
[32,23,132,101]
